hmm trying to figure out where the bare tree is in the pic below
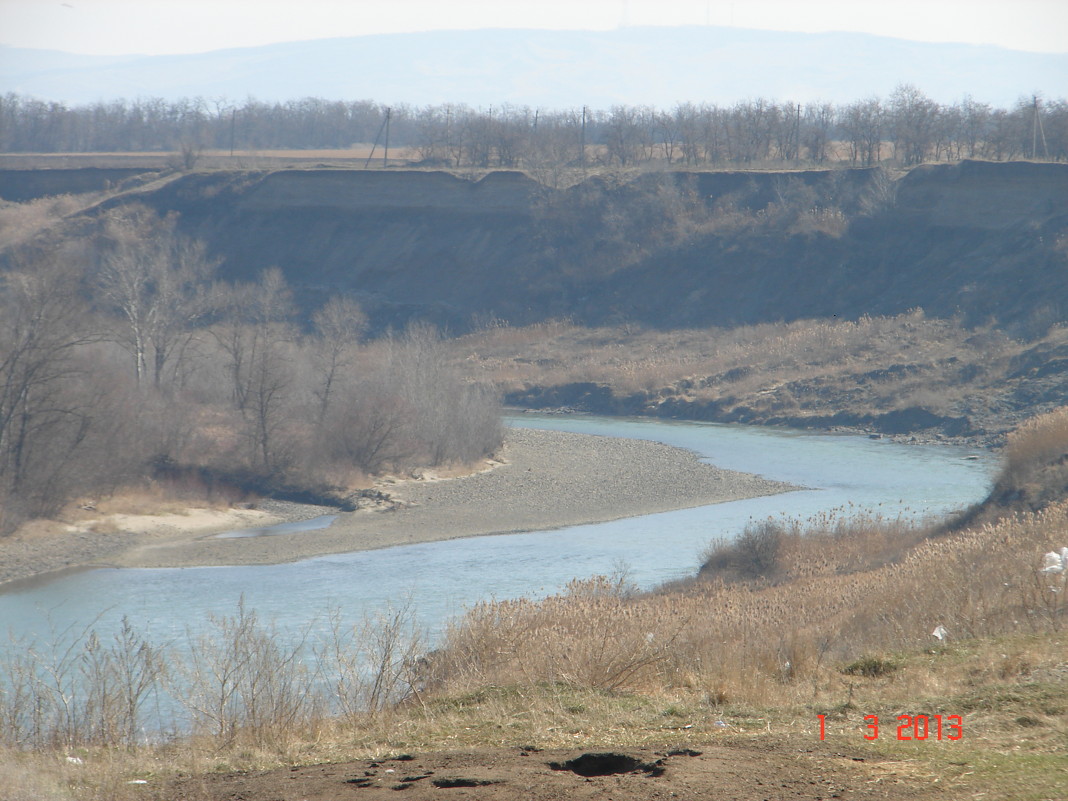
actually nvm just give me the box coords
[94,205,218,390]
[310,295,368,424]
[0,251,114,527]
[888,83,939,166]
[840,97,884,166]
[212,268,297,471]
[801,102,835,164]
[389,323,502,466]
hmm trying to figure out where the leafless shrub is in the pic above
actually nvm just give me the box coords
[317,602,426,724]
[701,520,785,581]
[316,381,416,475]
[176,599,322,748]
[0,614,164,750]
[309,295,367,424]
[0,600,435,753]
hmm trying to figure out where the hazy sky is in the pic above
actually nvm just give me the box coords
[2,0,1067,55]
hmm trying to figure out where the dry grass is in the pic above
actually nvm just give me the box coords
[5,411,1068,799]
[0,194,101,249]
[1004,406,1068,480]
[454,317,1068,446]
[967,403,1068,520]
[3,630,1064,801]
[0,148,421,172]
[698,509,935,583]
[429,499,1068,703]
[456,312,1018,428]
[66,483,238,520]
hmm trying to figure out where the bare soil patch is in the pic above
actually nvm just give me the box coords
[162,741,928,801]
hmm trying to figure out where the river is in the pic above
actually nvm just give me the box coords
[0,415,997,647]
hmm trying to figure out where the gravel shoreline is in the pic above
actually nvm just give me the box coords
[1,428,798,585]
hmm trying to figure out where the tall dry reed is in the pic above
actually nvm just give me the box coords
[428,505,1068,706]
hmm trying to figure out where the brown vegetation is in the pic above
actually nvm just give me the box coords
[455,312,1057,439]
[969,406,1068,522]
[0,205,502,533]
[3,406,1067,797]
[429,504,1067,700]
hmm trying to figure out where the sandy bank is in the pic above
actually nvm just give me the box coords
[0,428,798,585]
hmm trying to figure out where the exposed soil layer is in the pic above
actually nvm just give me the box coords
[98,161,1068,336]
[161,741,931,801]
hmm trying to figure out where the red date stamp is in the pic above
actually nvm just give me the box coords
[818,714,963,741]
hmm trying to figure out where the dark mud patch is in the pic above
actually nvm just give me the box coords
[548,751,665,777]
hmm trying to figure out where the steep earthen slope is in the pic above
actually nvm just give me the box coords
[16,161,1068,334]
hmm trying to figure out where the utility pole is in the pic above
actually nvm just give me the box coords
[580,106,587,171]
[229,108,236,158]
[794,103,801,162]
[383,106,391,167]
[446,106,452,167]
[364,106,393,168]
[1032,95,1049,160]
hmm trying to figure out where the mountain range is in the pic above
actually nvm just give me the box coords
[2,26,1065,108]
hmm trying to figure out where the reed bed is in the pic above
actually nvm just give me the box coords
[1002,406,1068,482]
[429,503,1068,706]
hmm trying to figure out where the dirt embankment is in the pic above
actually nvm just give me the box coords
[0,166,159,200]
[8,161,1067,440]
[31,159,1061,336]
[895,159,1068,230]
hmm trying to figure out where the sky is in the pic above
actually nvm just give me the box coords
[2,0,1067,56]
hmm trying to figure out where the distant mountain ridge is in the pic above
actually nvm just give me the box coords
[2,26,1065,108]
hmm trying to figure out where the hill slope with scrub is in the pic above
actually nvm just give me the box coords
[3,160,1067,444]
[50,160,1065,337]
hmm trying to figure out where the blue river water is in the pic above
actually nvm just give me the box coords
[0,415,998,648]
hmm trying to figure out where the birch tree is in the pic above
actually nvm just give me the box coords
[95,205,218,390]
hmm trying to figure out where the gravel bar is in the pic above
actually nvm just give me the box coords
[112,427,799,570]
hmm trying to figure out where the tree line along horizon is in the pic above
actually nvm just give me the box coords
[1,84,1065,167]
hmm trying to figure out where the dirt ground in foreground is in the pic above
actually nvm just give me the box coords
[163,741,932,801]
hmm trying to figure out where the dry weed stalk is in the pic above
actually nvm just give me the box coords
[0,600,427,754]
[1003,406,1068,483]
[431,504,1068,707]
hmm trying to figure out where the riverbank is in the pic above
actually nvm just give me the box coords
[0,427,797,586]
